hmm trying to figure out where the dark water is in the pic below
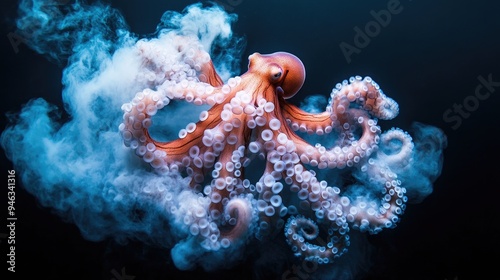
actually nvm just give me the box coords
[1,0,499,279]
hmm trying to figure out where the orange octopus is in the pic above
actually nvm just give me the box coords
[120,35,414,263]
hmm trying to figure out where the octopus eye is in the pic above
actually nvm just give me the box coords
[270,64,283,82]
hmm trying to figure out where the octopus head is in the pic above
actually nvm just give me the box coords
[247,52,306,99]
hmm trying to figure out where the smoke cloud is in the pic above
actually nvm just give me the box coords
[2,0,245,270]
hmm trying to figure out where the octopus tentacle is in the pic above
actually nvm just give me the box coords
[339,128,414,233]
[165,34,224,87]
[255,161,288,238]
[221,197,253,243]
[162,77,241,106]
[284,216,349,263]
[281,75,398,136]
[120,79,243,170]
[137,33,228,106]
[288,108,380,170]
[285,160,350,228]
[344,167,406,233]
[252,130,352,261]
[329,76,399,120]
[281,102,333,135]
[377,127,414,168]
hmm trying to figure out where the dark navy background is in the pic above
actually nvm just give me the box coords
[1,0,499,279]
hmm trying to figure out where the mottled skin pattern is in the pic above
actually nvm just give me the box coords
[120,35,413,263]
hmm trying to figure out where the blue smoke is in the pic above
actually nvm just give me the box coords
[390,121,447,203]
[299,95,328,113]
[2,0,244,269]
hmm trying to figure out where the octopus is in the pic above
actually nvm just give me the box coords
[119,35,414,264]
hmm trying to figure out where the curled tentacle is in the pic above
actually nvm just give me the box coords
[331,128,414,233]
[281,75,398,136]
[284,216,349,263]
[329,76,399,120]
[377,127,414,168]
[219,197,254,245]
[337,129,414,233]
[343,167,407,233]
[277,77,395,171]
